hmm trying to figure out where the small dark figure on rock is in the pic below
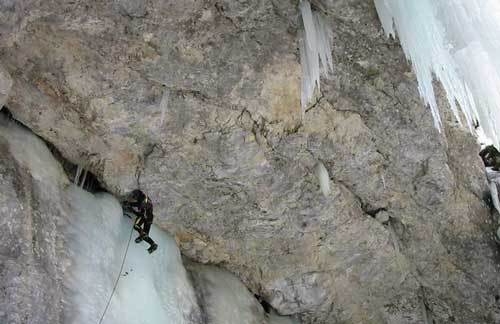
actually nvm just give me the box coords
[124,189,158,254]
[480,145,500,171]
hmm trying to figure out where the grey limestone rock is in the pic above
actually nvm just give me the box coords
[114,0,147,18]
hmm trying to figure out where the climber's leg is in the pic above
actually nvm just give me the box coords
[142,222,158,253]
[134,217,146,243]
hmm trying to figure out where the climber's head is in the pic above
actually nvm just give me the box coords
[130,189,146,203]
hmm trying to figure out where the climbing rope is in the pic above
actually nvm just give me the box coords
[98,221,135,324]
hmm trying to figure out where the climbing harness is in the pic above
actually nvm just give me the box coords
[98,222,135,324]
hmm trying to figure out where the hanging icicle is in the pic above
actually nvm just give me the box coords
[74,165,89,189]
[374,0,500,148]
[299,0,333,115]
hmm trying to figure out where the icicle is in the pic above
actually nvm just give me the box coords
[315,161,331,197]
[299,0,333,115]
[374,0,500,148]
[80,169,88,188]
[74,165,90,189]
[75,165,83,185]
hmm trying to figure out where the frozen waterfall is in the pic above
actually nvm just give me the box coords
[65,186,201,324]
[374,0,500,147]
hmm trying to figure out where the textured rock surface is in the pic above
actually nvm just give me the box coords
[1,0,500,323]
[0,0,301,194]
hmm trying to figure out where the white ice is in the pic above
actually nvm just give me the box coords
[74,165,89,188]
[374,0,500,148]
[299,0,333,114]
[188,263,299,324]
[64,186,201,324]
[315,161,331,197]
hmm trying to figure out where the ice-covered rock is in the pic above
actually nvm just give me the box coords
[65,186,202,324]
[187,263,298,324]
[0,117,202,323]
[0,117,296,324]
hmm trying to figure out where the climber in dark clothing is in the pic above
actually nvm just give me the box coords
[124,189,158,254]
[480,145,500,170]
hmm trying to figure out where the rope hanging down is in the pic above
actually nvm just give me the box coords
[98,222,135,324]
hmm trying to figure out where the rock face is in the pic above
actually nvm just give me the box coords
[1,0,500,323]
[0,0,301,194]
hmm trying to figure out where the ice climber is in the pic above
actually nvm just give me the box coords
[480,145,500,170]
[124,189,158,254]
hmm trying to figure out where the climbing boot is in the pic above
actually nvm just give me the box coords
[147,243,158,254]
[135,235,144,243]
